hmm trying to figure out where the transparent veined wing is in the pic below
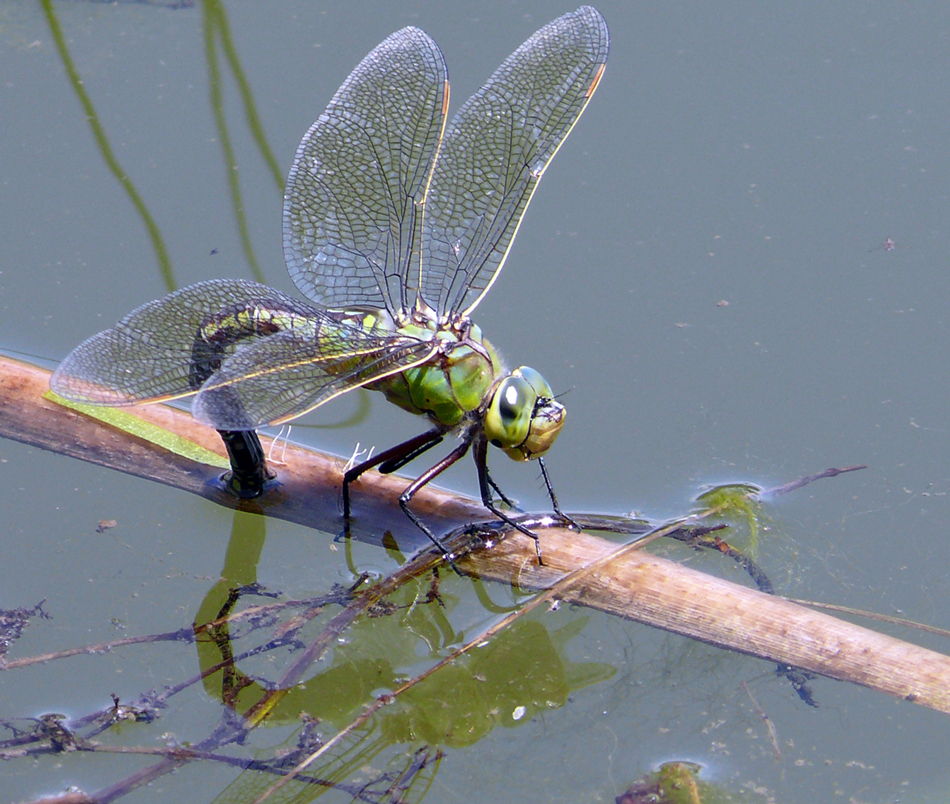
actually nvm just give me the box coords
[50,279,315,405]
[192,325,437,430]
[419,6,608,318]
[50,278,438,431]
[284,27,448,317]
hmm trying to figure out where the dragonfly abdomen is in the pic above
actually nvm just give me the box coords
[190,304,321,390]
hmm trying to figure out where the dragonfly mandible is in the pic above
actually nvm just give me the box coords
[51,6,609,563]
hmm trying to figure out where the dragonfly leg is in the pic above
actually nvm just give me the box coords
[341,429,445,520]
[538,457,579,530]
[217,429,273,499]
[484,469,524,512]
[474,436,545,566]
[397,439,472,555]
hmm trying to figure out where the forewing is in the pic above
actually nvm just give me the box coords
[420,6,608,317]
[192,326,437,430]
[284,27,448,316]
[50,279,313,405]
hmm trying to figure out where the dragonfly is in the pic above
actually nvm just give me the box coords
[51,6,609,563]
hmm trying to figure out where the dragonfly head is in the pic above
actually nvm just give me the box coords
[484,366,566,462]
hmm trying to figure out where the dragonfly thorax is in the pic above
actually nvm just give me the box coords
[369,316,505,429]
[484,366,566,462]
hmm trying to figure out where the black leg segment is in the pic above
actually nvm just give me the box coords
[341,428,445,520]
[538,457,578,530]
[473,435,546,565]
[397,439,472,555]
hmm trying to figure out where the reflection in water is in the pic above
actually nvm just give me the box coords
[203,0,284,284]
[192,508,614,798]
[41,0,289,291]
[40,0,176,290]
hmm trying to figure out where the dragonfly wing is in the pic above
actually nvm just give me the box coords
[284,27,448,316]
[420,6,608,317]
[192,326,438,430]
[50,279,317,405]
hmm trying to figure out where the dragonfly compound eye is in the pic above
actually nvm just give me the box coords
[485,376,535,454]
[513,366,555,400]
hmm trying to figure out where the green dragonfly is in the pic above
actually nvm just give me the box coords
[51,7,609,562]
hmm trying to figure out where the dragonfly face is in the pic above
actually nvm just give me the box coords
[51,7,609,561]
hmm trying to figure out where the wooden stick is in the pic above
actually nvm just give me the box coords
[3,354,949,713]
[0,354,476,551]
[455,526,950,713]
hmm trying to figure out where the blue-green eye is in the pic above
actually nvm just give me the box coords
[514,366,555,401]
[485,376,535,450]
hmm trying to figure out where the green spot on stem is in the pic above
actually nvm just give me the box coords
[45,390,229,469]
